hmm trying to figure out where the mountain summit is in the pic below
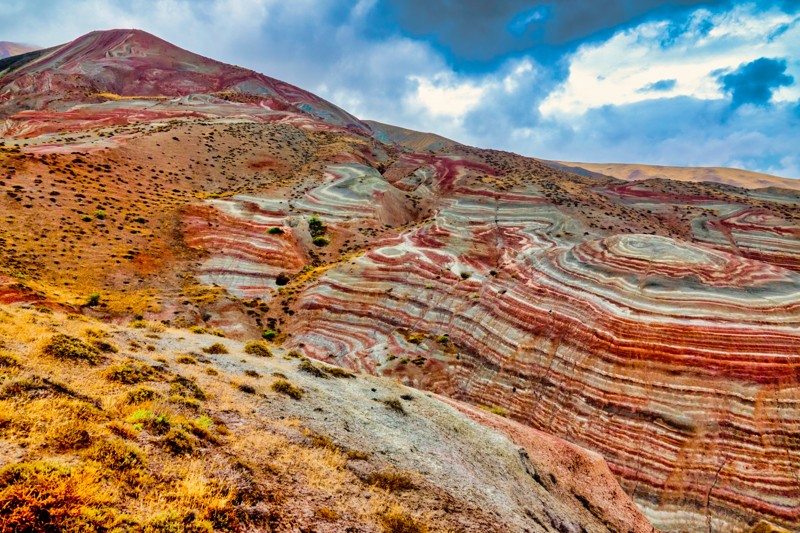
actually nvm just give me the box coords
[0,29,368,132]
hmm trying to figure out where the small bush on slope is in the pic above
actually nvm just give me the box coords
[42,334,102,364]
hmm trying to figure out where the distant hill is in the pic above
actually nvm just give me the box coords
[366,119,460,151]
[555,161,800,191]
[0,41,40,59]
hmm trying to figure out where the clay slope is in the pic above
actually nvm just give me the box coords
[2,28,800,532]
[0,304,653,532]
[0,41,40,59]
[554,161,800,191]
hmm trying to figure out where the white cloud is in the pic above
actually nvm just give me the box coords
[540,4,800,117]
[407,74,488,119]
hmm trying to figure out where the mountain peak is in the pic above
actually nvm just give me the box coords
[0,28,369,132]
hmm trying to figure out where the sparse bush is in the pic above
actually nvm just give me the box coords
[87,293,101,307]
[0,352,19,368]
[382,398,406,415]
[169,395,201,409]
[243,370,260,378]
[91,340,118,353]
[267,226,284,235]
[125,386,160,404]
[237,383,256,394]
[205,368,219,376]
[161,429,194,455]
[170,376,206,400]
[271,379,302,399]
[42,334,102,365]
[312,236,329,247]
[379,505,428,533]
[299,358,328,379]
[285,350,301,358]
[316,507,340,522]
[106,362,153,384]
[460,271,472,280]
[406,333,425,345]
[275,272,290,286]
[202,343,228,355]
[244,341,271,357]
[262,330,276,341]
[89,438,146,471]
[326,366,354,379]
[368,470,415,492]
[176,355,197,364]
[107,420,138,439]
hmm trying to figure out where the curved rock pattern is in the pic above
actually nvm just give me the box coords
[248,155,800,532]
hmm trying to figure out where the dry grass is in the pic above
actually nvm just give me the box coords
[0,304,455,531]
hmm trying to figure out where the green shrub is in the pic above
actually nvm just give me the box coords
[267,227,284,235]
[86,293,101,307]
[312,236,329,247]
[308,215,326,238]
[42,334,102,365]
[262,330,276,341]
[93,210,107,220]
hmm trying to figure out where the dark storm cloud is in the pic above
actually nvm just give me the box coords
[379,0,737,66]
[718,57,795,107]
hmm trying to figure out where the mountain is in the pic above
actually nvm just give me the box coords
[0,41,40,59]
[366,119,460,151]
[1,29,799,532]
[0,29,369,134]
[553,160,800,191]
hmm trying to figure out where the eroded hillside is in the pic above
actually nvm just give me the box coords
[2,29,799,532]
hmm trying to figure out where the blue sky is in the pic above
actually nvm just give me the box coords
[1,1,798,177]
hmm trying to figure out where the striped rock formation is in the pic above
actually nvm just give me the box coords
[180,146,800,530]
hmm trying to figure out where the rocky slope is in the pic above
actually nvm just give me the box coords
[1,28,799,532]
[0,304,654,532]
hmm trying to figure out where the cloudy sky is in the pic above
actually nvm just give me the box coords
[1,1,798,177]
